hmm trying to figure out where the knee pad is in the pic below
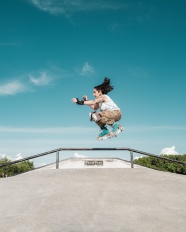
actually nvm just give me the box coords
[89,112,101,122]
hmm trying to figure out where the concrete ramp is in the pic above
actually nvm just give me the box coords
[0,169,186,232]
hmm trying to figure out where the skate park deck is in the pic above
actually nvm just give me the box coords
[0,168,186,232]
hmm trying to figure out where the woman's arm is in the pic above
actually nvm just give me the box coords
[72,95,107,110]
[72,98,99,110]
[84,100,99,110]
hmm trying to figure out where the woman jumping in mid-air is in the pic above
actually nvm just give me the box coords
[72,77,123,140]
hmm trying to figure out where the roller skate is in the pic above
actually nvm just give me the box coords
[110,123,124,137]
[97,126,112,140]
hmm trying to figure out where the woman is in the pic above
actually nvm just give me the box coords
[72,77,123,140]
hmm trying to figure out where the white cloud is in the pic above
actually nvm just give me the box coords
[0,80,26,95]
[160,146,179,155]
[29,72,52,86]
[0,71,54,97]
[1,154,7,159]
[74,153,87,158]
[134,155,144,160]
[30,0,127,16]
[76,62,95,76]
[13,153,23,161]
[0,153,23,161]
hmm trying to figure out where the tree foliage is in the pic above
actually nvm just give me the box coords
[134,154,186,175]
[0,157,34,177]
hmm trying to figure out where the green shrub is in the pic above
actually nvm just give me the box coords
[134,154,186,175]
[0,158,34,177]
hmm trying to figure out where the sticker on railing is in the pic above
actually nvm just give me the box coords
[84,160,103,166]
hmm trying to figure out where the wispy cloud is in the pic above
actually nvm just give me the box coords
[0,65,67,97]
[0,80,27,95]
[76,62,95,76]
[0,42,22,47]
[127,125,186,133]
[0,126,96,134]
[2,125,184,134]
[110,22,121,32]
[128,66,148,78]
[48,63,74,78]
[0,72,52,96]
[135,4,155,24]
[29,72,52,86]
[30,0,127,16]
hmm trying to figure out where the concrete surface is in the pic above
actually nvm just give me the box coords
[0,168,186,232]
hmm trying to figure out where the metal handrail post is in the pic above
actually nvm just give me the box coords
[130,151,134,168]
[56,151,59,169]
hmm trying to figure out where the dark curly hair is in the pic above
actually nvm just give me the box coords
[94,77,114,94]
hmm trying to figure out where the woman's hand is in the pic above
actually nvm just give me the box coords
[71,98,77,103]
[82,95,88,101]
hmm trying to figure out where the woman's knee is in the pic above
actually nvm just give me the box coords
[89,112,101,122]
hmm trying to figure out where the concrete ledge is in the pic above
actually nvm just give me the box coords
[0,169,186,232]
[35,158,143,170]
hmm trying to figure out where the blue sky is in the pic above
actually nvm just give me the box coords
[0,0,186,163]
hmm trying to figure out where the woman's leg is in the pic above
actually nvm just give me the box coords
[95,110,122,128]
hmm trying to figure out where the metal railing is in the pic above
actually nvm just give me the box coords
[0,147,186,170]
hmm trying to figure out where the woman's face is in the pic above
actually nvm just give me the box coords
[93,88,102,98]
